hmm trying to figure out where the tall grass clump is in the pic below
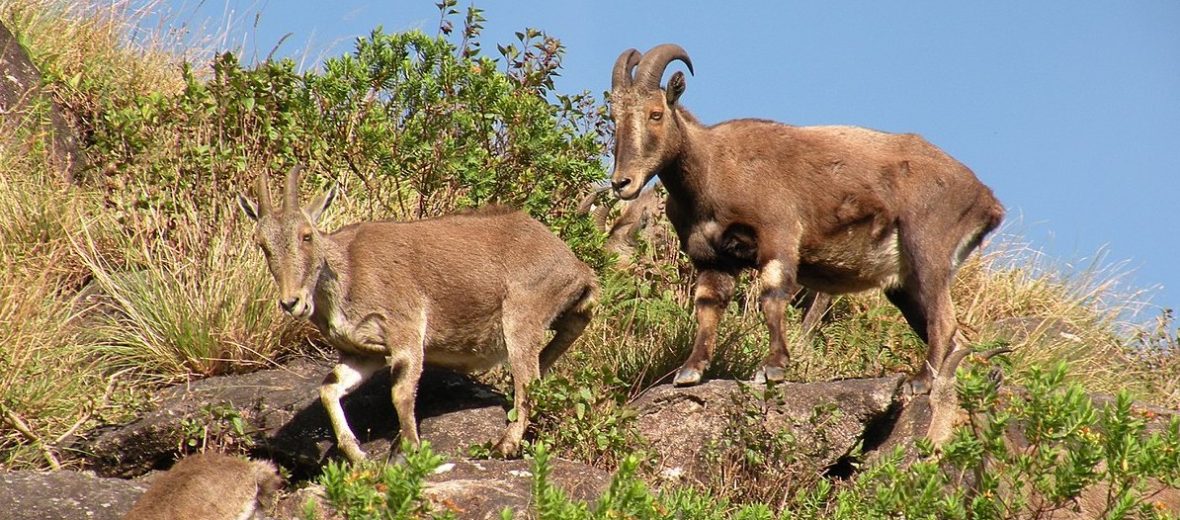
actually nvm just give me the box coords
[0,159,132,468]
[72,200,308,381]
[953,231,1167,401]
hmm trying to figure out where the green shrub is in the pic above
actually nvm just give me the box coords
[86,2,610,267]
[530,441,775,520]
[698,382,844,507]
[176,402,255,455]
[528,361,1180,519]
[787,362,1180,519]
[526,368,642,468]
[317,441,454,520]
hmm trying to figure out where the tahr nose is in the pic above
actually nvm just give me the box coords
[611,177,632,193]
[279,296,301,313]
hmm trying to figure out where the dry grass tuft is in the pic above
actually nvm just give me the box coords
[952,231,1166,401]
[2,0,190,97]
[0,163,128,468]
[72,199,309,382]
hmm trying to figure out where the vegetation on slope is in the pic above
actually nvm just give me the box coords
[1,0,1178,516]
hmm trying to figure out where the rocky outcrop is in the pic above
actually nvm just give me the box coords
[631,375,905,484]
[3,457,609,520]
[76,358,509,478]
[425,458,609,519]
[0,21,86,181]
[0,470,146,520]
[271,458,610,520]
[63,359,914,517]
[67,357,610,517]
[32,356,1180,519]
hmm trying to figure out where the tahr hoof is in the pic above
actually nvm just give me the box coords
[752,366,785,385]
[339,439,368,463]
[672,367,702,387]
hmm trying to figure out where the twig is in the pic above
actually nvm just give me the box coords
[53,368,129,445]
[0,403,61,470]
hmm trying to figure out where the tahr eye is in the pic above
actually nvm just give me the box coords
[301,233,313,242]
[649,111,663,121]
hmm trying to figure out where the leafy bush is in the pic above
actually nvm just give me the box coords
[697,382,846,508]
[527,368,642,468]
[787,362,1180,519]
[524,361,1180,519]
[530,442,775,520]
[176,402,255,455]
[85,2,610,266]
[317,441,454,520]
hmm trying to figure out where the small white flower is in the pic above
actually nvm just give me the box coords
[660,467,685,480]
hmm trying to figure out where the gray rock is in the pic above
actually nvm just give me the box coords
[0,21,86,181]
[630,376,905,484]
[0,470,146,520]
[425,458,609,519]
[871,393,933,460]
[76,358,510,477]
[1,457,610,520]
[272,484,337,520]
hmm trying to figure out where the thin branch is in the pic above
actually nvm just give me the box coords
[0,403,61,470]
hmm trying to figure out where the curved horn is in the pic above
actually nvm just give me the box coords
[611,48,642,90]
[634,44,693,90]
[253,175,273,215]
[283,164,303,210]
[576,183,613,216]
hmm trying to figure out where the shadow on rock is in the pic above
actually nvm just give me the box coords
[269,365,510,475]
[75,358,510,478]
[630,375,906,486]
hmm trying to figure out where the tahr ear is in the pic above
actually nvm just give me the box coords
[666,71,687,105]
[238,193,260,222]
[304,185,337,223]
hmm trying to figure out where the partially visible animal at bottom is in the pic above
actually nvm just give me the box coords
[238,165,598,460]
[123,452,282,520]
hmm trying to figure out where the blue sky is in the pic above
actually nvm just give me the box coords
[149,1,1180,315]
